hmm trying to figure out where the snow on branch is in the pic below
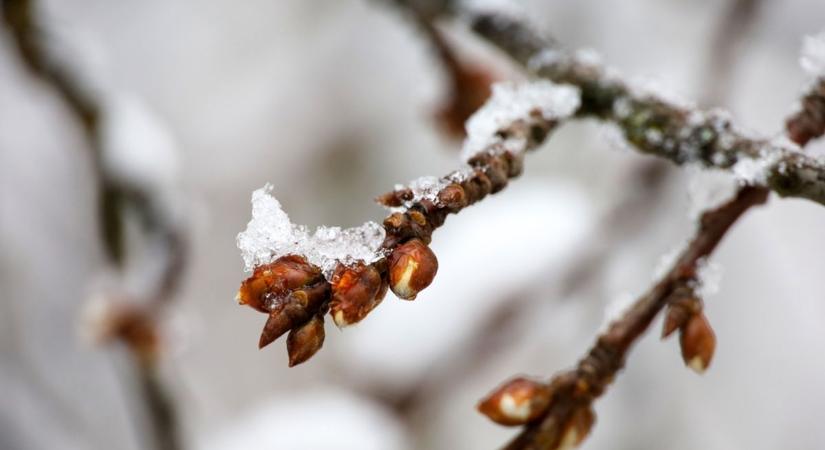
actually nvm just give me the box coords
[470,12,825,205]
[236,77,579,364]
[237,184,386,278]
[463,8,825,450]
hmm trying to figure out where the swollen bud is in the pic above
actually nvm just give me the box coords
[329,263,385,327]
[237,255,322,313]
[388,239,438,300]
[679,312,716,374]
[477,377,552,426]
[287,315,326,367]
[258,283,331,349]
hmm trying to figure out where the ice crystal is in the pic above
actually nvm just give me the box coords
[236,184,385,278]
[460,80,581,161]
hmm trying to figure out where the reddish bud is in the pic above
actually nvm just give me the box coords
[258,282,331,349]
[329,263,384,327]
[237,255,322,313]
[680,312,716,374]
[437,183,467,210]
[477,377,552,426]
[388,239,438,300]
[287,314,326,367]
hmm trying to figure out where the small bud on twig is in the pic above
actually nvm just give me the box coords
[477,377,552,426]
[557,406,595,450]
[388,239,438,300]
[679,312,716,374]
[662,289,702,339]
[237,255,322,313]
[258,282,331,349]
[287,314,326,367]
[329,263,385,327]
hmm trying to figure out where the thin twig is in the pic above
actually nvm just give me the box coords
[499,185,768,450]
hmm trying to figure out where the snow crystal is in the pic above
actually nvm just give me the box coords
[408,176,450,204]
[386,167,478,212]
[236,184,386,278]
[460,80,581,161]
[800,31,825,77]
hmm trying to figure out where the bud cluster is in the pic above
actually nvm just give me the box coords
[477,374,595,450]
[238,236,440,365]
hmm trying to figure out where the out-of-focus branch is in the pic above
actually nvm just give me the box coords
[787,78,825,146]
[479,186,767,449]
[2,1,185,449]
[388,0,497,137]
[468,12,825,205]
[700,0,762,106]
[469,8,825,449]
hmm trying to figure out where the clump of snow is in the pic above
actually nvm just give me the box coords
[731,149,785,186]
[236,184,386,278]
[407,176,450,205]
[461,80,581,161]
[800,31,825,77]
[690,257,724,298]
[387,167,476,212]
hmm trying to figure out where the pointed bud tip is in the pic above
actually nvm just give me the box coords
[687,356,708,374]
[332,310,352,328]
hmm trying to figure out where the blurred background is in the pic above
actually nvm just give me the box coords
[2,0,825,449]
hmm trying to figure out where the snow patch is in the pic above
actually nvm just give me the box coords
[236,184,385,277]
[461,80,581,161]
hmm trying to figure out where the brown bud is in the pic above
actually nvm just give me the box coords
[258,283,331,349]
[329,263,384,327]
[680,312,716,374]
[388,239,438,300]
[477,377,552,426]
[286,314,326,367]
[437,183,467,210]
[485,156,510,193]
[376,188,413,208]
[662,291,702,339]
[237,255,322,313]
[558,406,595,450]
[434,64,496,138]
